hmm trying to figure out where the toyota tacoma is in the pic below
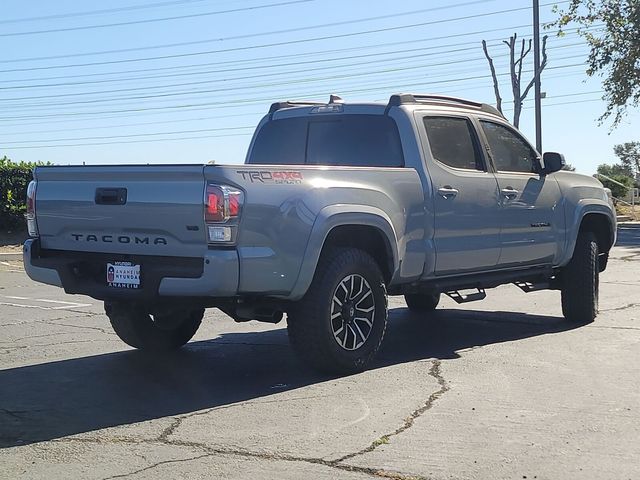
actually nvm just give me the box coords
[23,94,616,374]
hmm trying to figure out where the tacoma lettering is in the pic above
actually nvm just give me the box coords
[71,234,167,245]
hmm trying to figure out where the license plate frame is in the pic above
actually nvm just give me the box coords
[106,261,141,289]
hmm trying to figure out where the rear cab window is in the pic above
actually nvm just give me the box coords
[247,114,404,167]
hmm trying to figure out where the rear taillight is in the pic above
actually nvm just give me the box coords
[26,180,38,237]
[204,183,243,244]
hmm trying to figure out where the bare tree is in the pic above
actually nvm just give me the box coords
[482,33,548,128]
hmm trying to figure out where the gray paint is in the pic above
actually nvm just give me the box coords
[23,239,62,287]
[158,250,239,297]
[24,100,616,301]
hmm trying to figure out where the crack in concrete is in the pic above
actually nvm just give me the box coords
[587,325,640,331]
[49,320,115,336]
[61,436,427,480]
[334,360,449,465]
[0,311,96,328]
[0,408,28,420]
[58,363,448,480]
[600,302,640,312]
[0,332,75,344]
[601,281,640,286]
[1,339,109,352]
[101,453,214,480]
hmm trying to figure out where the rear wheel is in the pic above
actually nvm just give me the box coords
[287,248,388,375]
[105,301,203,351]
[404,293,441,313]
[561,231,599,324]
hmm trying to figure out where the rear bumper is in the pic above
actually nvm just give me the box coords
[23,239,239,301]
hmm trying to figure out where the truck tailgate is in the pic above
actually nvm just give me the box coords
[34,165,207,258]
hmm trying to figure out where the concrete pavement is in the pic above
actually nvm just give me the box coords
[1,225,639,479]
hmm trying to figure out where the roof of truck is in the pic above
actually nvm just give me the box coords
[268,93,505,120]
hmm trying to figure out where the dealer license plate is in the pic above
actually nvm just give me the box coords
[106,262,141,289]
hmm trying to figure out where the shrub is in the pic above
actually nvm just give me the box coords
[0,156,47,230]
[597,173,634,199]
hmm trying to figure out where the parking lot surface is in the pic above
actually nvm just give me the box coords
[1,224,639,480]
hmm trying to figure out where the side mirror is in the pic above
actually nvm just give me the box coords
[542,152,565,174]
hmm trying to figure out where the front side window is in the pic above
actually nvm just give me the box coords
[480,121,538,173]
[423,116,484,171]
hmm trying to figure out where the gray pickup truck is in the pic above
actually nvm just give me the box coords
[24,94,616,374]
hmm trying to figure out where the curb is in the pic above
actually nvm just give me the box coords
[0,252,22,262]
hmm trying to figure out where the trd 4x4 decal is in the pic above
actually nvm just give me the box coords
[236,170,303,184]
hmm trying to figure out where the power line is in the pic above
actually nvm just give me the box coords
[0,62,588,118]
[0,44,531,101]
[0,0,315,37]
[0,31,590,92]
[0,96,607,151]
[4,70,592,133]
[0,62,587,121]
[0,53,588,111]
[0,1,567,73]
[3,90,603,145]
[1,132,253,150]
[0,67,591,130]
[1,22,553,82]
[0,0,211,25]
[2,125,255,144]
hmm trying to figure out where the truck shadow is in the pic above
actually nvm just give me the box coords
[0,308,576,448]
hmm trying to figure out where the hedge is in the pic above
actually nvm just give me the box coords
[0,156,46,230]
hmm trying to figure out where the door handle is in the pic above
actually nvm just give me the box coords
[501,187,519,199]
[438,186,459,199]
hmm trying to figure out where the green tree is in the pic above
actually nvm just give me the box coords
[596,164,634,198]
[552,0,640,126]
[613,141,640,180]
[0,156,46,229]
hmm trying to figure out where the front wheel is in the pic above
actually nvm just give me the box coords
[105,302,204,351]
[287,248,388,375]
[561,231,599,324]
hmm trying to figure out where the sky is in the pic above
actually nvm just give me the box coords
[1,0,637,174]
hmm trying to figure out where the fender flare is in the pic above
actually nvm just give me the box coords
[287,204,399,301]
[560,200,616,267]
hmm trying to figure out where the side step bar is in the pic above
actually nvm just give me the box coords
[445,288,486,304]
[444,280,554,304]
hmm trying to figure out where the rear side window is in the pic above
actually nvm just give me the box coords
[247,114,404,167]
[248,117,307,165]
[423,116,484,171]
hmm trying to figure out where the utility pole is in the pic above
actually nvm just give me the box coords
[533,0,542,152]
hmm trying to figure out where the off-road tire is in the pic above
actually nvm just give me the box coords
[287,248,388,375]
[105,302,204,351]
[404,293,441,313]
[561,231,599,324]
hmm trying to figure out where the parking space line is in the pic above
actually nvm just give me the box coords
[0,295,93,310]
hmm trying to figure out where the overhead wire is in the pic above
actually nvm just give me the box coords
[0,29,593,92]
[0,0,316,38]
[0,61,589,122]
[0,52,589,113]
[1,95,608,151]
[0,0,215,25]
[0,1,569,73]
